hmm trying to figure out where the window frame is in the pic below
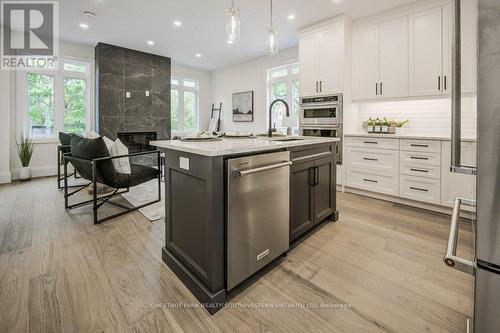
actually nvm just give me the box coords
[170,76,199,135]
[266,63,300,132]
[16,58,94,143]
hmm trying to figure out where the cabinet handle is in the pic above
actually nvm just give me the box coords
[411,144,429,148]
[410,156,429,160]
[410,168,429,173]
[376,83,379,95]
[320,81,322,92]
[444,75,447,91]
[363,157,378,161]
[363,141,378,144]
[314,166,319,186]
[380,82,383,95]
[410,186,428,192]
[438,76,441,91]
[316,81,319,93]
[363,178,378,183]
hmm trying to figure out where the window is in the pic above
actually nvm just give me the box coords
[19,59,92,139]
[171,77,199,133]
[267,63,300,133]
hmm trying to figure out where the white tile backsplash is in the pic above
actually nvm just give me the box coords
[350,97,477,139]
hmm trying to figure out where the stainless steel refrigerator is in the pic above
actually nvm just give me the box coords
[444,0,500,332]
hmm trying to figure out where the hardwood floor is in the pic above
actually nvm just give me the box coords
[0,177,474,332]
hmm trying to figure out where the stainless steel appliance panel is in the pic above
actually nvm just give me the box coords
[474,266,500,332]
[226,151,290,290]
[476,0,500,266]
[300,125,343,165]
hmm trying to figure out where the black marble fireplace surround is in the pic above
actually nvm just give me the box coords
[95,43,171,141]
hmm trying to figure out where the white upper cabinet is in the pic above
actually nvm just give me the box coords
[442,0,478,94]
[409,6,443,96]
[353,24,379,100]
[379,17,409,98]
[319,24,344,95]
[352,0,477,101]
[299,20,345,97]
[353,17,408,100]
[299,33,321,97]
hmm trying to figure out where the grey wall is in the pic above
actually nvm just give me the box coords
[95,43,171,140]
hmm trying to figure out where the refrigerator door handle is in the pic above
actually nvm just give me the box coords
[444,197,476,275]
[450,0,477,176]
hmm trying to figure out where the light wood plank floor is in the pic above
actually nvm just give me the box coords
[0,177,474,332]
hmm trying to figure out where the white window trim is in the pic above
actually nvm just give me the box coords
[16,58,95,143]
[266,63,300,131]
[171,76,199,135]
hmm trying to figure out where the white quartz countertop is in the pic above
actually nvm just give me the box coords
[151,136,340,157]
[344,133,477,142]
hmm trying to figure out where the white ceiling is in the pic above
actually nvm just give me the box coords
[58,0,416,70]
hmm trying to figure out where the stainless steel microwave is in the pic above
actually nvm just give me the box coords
[299,94,343,126]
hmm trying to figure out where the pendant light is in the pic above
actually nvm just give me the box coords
[266,0,278,56]
[226,0,240,44]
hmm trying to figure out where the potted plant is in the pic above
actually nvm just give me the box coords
[395,119,410,135]
[374,118,382,133]
[367,118,374,133]
[16,134,35,181]
[381,118,389,133]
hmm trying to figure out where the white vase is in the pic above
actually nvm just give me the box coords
[19,166,31,181]
[395,127,405,135]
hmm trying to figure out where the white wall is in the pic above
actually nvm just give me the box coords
[347,97,477,139]
[0,71,11,183]
[8,40,95,180]
[171,63,211,132]
[210,47,298,133]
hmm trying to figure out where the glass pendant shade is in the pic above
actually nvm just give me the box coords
[266,27,278,56]
[226,5,240,43]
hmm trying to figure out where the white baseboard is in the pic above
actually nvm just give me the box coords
[0,172,11,184]
[11,165,58,180]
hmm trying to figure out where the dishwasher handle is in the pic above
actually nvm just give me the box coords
[235,161,292,177]
[444,197,476,275]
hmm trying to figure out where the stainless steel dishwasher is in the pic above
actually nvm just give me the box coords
[226,151,291,290]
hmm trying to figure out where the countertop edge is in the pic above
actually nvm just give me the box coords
[344,133,477,142]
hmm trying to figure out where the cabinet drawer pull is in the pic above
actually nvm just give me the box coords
[410,186,428,192]
[363,178,378,183]
[410,168,429,173]
[410,144,429,148]
[363,157,378,161]
[438,76,441,91]
[363,141,378,144]
[410,156,429,160]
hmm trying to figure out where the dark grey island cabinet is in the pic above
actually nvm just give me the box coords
[151,138,339,314]
[289,143,338,241]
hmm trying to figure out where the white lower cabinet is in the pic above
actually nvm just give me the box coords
[441,141,477,210]
[346,136,477,211]
[347,168,399,196]
[399,175,441,205]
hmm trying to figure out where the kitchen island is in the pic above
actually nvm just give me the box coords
[151,136,339,313]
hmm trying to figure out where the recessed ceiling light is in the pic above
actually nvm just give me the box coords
[331,0,343,3]
[287,14,295,20]
[227,40,234,44]
[79,23,89,30]
[195,53,202,58]
[147,40,155,46]
[173,20,182,27]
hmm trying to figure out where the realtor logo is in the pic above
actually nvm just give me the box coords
[1,1,59,70]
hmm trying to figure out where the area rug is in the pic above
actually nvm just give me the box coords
[121,180,165,222]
